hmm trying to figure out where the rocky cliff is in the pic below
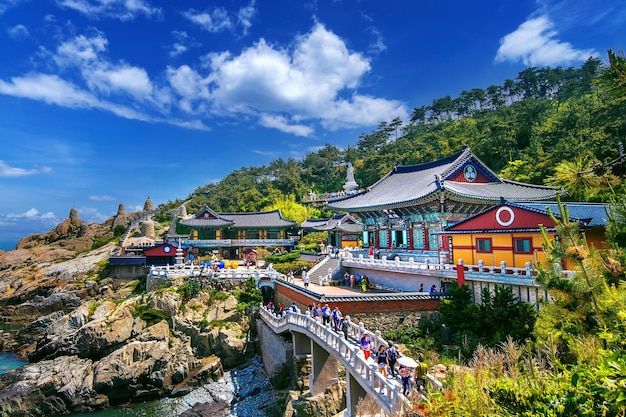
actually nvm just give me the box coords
[0,213,255,416]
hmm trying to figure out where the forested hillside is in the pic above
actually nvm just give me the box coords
[155,51,626,223]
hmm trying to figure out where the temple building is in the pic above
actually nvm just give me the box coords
[444,201,610,269]
[326,146,559,261]
[301,213,363,248]
[172,206,298,259]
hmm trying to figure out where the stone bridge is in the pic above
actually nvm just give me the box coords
[258,306,405,417]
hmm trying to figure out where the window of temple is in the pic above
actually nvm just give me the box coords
[513,238,532,254]
[476,238,492,253]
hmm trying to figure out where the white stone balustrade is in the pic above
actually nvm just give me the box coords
[259,306,404,416]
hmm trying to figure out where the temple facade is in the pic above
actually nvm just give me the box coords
[444,201,609,269]
[326,146,560,261]
[173,206,298,259]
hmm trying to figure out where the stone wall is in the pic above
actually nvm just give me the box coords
[256,319,293,389]
[347,310,439,336]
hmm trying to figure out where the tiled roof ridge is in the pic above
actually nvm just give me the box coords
[438,147,501,181]
[389,148,466,175]
[195,205,231,221]
[220,209,298,224]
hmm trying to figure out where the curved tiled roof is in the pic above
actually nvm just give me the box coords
[514,202,609,227]
[302,214,363,232]
[180,207,297,228]
[180,217,233,227]
[444,180,557,202]
[220,210,297,228]
[327,147,558,212]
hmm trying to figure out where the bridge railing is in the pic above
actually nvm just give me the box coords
[259,306,403,414]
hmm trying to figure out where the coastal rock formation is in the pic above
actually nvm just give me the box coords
[0,284,253,416]
[0,212,255,416]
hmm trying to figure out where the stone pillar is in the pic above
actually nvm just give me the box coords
[292,332,311,357]
[346,371,368,417]
[309,340,338,395]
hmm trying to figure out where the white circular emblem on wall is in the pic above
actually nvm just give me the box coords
[163,246,171,253]
[463,164,477,182]
[495,206,515,227]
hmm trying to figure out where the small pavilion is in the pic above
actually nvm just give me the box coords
[301,213,363,249]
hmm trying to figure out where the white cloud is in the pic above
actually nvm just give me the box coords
[0,208,61,243]
[0,23,406,136]
[259,114,313,137]
[90,65,153,97]
[496,16,598,66]
[0,73,99,107]
[89,195,115,201]
[183,7,232,33]
[57,0,161,21]
[0,160,53,178]
[54,34,154,99]
[237,0,257,35]
[7,24,29,39]
[184,1,257,35]
[203,23,407,129]
[76,206,111,223]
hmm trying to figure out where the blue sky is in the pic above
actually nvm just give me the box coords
[0,0,624,250]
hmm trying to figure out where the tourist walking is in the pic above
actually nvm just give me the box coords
[321,303,331,326]
[399,365,411,396]
[376,345,389,378]
[312,303,322,321]
[340,315,349,339]
[415,355,428,391]
[360,333,372,361]
[361,276,367,292]
[302,269,309,288]
[350,274,355,288]
[332,306,342,332]
[388,344,398,378]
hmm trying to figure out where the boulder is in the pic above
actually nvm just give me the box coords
[0,355,99,416]
[93,340,180,401]
[148,291,181,316]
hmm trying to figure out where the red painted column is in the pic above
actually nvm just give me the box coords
[456,260,465,285]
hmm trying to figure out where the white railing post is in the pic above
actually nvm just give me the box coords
[478,259,484,273]
[525,261,532,276]
[500,260,507,275]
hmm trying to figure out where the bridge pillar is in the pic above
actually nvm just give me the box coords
[309,340,338,395]
[346,370,368,417]
[292,332,311,357]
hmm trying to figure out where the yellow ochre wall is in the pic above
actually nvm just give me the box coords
[451,232,557,268]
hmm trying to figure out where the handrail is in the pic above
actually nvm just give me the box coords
[342,252,575,281]
[258,306,404,415]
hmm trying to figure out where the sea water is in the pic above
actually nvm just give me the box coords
[0,352,27,374]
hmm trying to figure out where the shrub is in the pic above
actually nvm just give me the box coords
[177,282,201,301]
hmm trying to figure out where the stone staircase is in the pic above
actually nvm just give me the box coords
[308,256,340,285]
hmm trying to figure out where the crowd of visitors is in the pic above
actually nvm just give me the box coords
[265,299,429,398]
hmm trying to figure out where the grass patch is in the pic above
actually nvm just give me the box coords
[132,304,171,327]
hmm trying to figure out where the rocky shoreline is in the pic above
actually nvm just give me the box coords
[0,212,348,417]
